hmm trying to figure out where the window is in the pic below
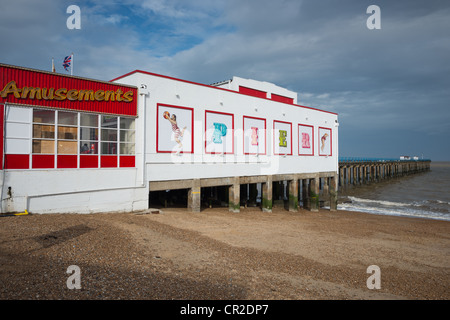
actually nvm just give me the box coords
[4,107,136,169]
[57,111,78,154]
[33,110,55,124]
[120,117,135,155]
[101,115,118,155]
[4,106,32,169]
[33,110,55,154]
[80,114,98,154]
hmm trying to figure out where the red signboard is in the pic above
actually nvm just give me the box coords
[0,63,138,116]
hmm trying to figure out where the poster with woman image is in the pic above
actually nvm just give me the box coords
[318,127,332,156]
[157,104,193,154]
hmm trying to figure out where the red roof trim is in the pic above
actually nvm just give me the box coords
[111,70,338,116]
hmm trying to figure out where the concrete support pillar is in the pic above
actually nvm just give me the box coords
[228,177,240,213]
[188,179,201,212]
[262,176,273,212]
[288,178,299,212]
[309,177,320,212]
[329,175,338,211]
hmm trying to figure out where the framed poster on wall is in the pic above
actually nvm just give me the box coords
[318,127,332,156]
[298,124,314,156]
[205,110,234,154]
[273,120,292,155]
[156,104,194,153]
[243,116,266,155]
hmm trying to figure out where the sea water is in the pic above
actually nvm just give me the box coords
[337,162,450,221]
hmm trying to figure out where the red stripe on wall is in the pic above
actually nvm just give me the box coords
[238,86,267,99]
[5,154,30,169]
[57,155,77,168]
[80,155,98,168]
[120,156,135,168]
[100,155,117,168]
[32,155,55,169]
[271,94,294,104]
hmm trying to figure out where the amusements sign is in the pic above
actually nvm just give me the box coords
[318,127,332,156]
[205,110,234,154]
[273,120,292,155]
[156,104,194,153]
[0,64,138,117]
[298,124,314,156]
[243,116,266,155]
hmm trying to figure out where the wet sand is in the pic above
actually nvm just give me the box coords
[0,207,449,300]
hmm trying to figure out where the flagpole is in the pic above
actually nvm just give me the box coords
[71,53,74,76]
[52,57,55,73]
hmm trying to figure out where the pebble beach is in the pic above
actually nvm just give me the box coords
[1,207,449,300]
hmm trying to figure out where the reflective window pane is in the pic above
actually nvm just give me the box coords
[101,142,117,155]
[33,124,55,139]
[120,118,135,130]
[58,126,77,140]
[80,141,98,154]
[101,128,117,142]
[80,127,98,141]
[120,130,135,143]
[120,143,135,155]
[33,110,55,124]
[58,111,77,126]
[32,140,54,154]
[58,141,77,154]
[80,114,98,127]
[101,116,117,128]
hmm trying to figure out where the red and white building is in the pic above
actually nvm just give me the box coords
[1,63,339,214]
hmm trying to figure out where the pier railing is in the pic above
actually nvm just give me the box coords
[338,157,431,187]
[339,157,431,163]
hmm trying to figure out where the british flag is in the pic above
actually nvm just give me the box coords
[63,55,72,71]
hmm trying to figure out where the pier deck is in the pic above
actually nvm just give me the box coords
[338,158,431,187]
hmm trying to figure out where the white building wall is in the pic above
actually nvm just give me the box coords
[114,72,338,183]
[1,167,147,214]
[1,104,147,214]
[1,70,337,214]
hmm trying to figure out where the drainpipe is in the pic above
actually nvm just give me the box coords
[139,85,149,187]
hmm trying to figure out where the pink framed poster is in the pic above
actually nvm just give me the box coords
[243,116,266,155]
[298,124,314,156]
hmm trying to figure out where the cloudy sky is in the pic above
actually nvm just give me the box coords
[1,0,449,160]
